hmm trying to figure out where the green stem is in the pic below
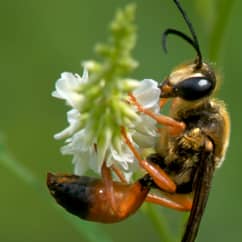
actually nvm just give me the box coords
[209,0,236,62]
[0,146,113,242]
[178,212,189,240]
[142,204,176,242]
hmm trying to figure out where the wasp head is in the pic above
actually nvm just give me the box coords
[160,0,217,101]
[159,62,216,101]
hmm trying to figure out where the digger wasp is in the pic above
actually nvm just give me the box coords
[47,0,230,241]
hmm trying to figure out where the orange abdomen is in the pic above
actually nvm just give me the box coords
[47,173,150,223]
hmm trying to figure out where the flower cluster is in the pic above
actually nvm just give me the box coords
[53,70,160,180]
[52,4,161,180]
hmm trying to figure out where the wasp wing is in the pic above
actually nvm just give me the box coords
[181,145,215,242]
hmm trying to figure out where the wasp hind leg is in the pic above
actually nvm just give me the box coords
[146,190,192,211]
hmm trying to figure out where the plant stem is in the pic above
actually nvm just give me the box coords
[0,146,113,242]
[142,204,176,242]
[209,0,236,62]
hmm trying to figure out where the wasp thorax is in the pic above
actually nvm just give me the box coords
[160,62,216,101]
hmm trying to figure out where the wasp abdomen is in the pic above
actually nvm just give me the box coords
[47,172,98,219]
[47,172,150,223]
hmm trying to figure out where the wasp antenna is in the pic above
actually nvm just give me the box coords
[162,0,202,68]
[162,28,195,54]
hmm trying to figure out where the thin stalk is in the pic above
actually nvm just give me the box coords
[209,0,236,62]
[142,204,176,242]
[0,146,113,242]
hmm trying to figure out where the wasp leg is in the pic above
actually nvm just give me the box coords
[159,98,168,107]
[129,93,185,136]
[146,190,192,211]
[121,127,176,193]
[101,162,118,214]
[111,164,128,184]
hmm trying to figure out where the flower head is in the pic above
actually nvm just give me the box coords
[53,69,160,177]
[53,4,161,180]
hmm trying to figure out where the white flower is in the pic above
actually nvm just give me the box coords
[52,70,88,109]
[133,79,160,110]
[54,109,81,140]
[53,70,161,179]
[131,79,160,148]
[60,129,97,174]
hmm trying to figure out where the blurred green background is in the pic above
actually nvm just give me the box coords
[0,0,241,241]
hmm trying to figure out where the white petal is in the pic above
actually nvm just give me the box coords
[116,159,139,182]
[72,154,89,175]
[134,114,158,136]
[54,109,81,140]
[72,145,97,175]
[81,68,88,83]
[54,128,71,140]
[110,143,134,163]
[133,79,160,109]
[52,70,88,109]
[60,142,74,155]
[132,131,158,148]
[67,109,81,124]
[69,129,91,151]
[122,171,133,182]
[54,73,77,98]
[89,151,102,174]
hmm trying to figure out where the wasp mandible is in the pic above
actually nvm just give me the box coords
[47,1,230,241]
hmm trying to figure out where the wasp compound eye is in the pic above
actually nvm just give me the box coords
[175,76,215,101]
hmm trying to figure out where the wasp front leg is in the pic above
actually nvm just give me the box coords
[129,94,185,136]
